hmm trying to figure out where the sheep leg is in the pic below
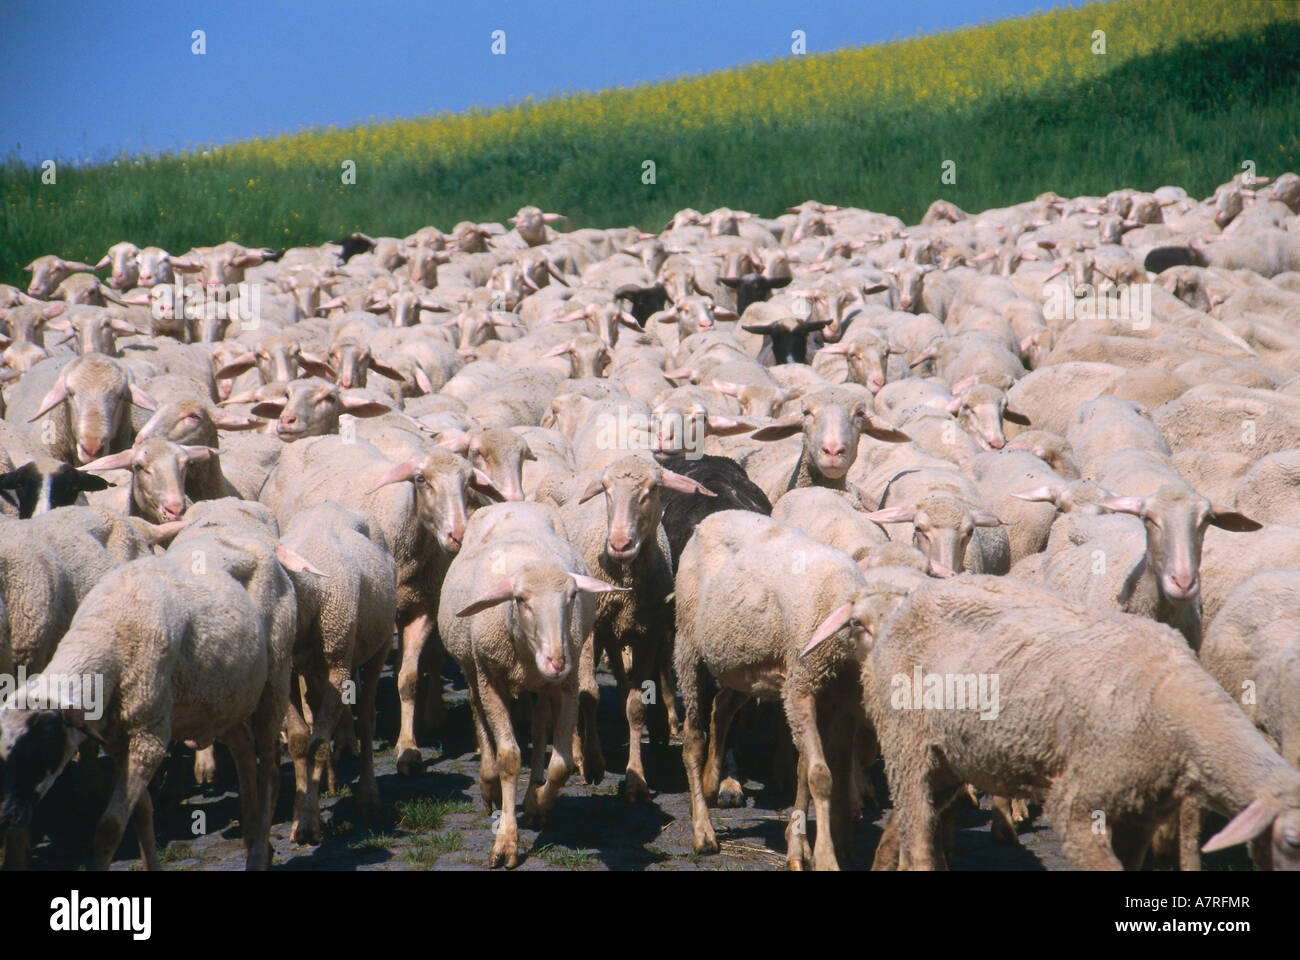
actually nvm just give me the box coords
[702,687,748,806]
[825,707,858,862]
[621,644,652,802]
[91,733,165,871]
[524,691,553,825]
[353,644,387,823]
[889,754,947,871]
[870,811,901,871]
[416,625,447,739]
[574,632,605,785]
[1178,801,1203,872]
[532,683,577,825]
[466,674,501,812]
[786,753,812,870]
[2,829,30,871]
[284,696,319,844]
[305,661,347,795]
[132,789,160,872]
[477,670,520,869]
[246,679,289,871]
[222,720,268,869]
[680,660,719,855]
[1050,791,1124,870]
[193,745,219,785]
[785,690,838,871]
[395,612,432,776]
[990,795,1021,845]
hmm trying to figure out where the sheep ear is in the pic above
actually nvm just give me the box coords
[469,469,508,503]
[522,445,537,462]
[1012,485,1065,505]
[945,396,963,415]
[571,574,631,596]
[577,479,605,504]
[542,342,573,358]
[210,409,262,431]
[366,458,418,493]
[704,415,756,436]
[456,578,516,617]
[1202,797,1281,853]
[297,352,335,379]
[60,708,107,744]
[972,512,1006,527]
[801,602,854,657]
[414,368,435,394]
[950,376,976,394]
[339,394,391,417]
[1003,408,1032,426]
[182,445,218,462]
[1099,496,1145,516]
[73,470,113,492]
[863,506,915,524]
[1208,508,1262,532]
[125,385,156,411]
[81,450,135,472]
[249,401,286,419]
[28,373,70,421]
[436,432,472,454]
[275,544,327,576]
[215,354,258,378]
[750,413,803,441]
[860,414,910,443]
[659,469,715,497]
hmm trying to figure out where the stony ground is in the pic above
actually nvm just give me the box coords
[26,655,1241,871]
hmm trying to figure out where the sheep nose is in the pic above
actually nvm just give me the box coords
[80,439,103,458]
[988,435,1005,450]
[279,415,300,431]
[608,533,633,554]
[544,655,567,676]
[870,378,885,391]
[163,501,184,520]
[821,441,845,458]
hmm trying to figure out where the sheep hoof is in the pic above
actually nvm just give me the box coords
[581,753,605,786]
[622,771,650,803]
[354,787,381,823]
[490,834,519,869]
[291,818,321,846]
[990,819,1020,846]
[693,835,720,856]
[716,777,745,808]
[395,746,424,777]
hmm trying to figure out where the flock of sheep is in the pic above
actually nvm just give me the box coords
[2,173,1300,871]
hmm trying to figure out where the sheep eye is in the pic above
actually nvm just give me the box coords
[413,474,426,485]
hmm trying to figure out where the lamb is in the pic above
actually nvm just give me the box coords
[673,510,885,870]
[871,575,1300,871]
[0,555,290,870]
[278,503,398,843]
[559,457,713,796]
[23,256,99,298]
[80,439,217,522]
[437,501,624,868]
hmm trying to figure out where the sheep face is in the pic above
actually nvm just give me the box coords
[248,378,390,442]
[29,355,155,464]
[438,428,532,503]
[99,242,141,290]
[0,710,86,832]
[368,449,506,553]
[1100,485,1261,604]
[0,460,112,518]
[580,457,713,562]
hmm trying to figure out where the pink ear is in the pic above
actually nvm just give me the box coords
[704,415,756,436]
[571,574,631,596]
[577,479,605,504]
[215,353,258,378]
[1011,485,1064,505]
[249,401,286,419]
[801,602,854,656]
[543,342,573,358]
[469,468,508,503]
[972,511,1005,527]
[436,432,472,454]
[275,544,327,576]
[182,445,218,462]
[1202,797,1282,854]
[863,506,916,524]
[130,385,158,410]
[950,376,976,394]
[659,469,715,497]
[366,458,419,493]
[456,578,517,617]
[1099,496,1145,517]
[81,449,135,472]
[28,373,70,421]
[415,368,434,394]
[339,394,391,417]
[750,413,803,441]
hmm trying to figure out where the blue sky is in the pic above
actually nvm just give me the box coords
[2,0,1089,164]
